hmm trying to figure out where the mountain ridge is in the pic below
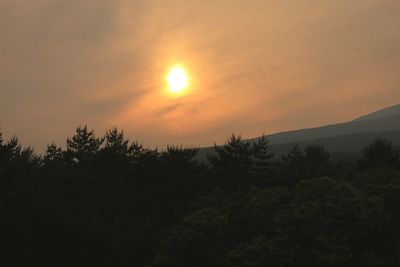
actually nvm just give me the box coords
[259,112,400,145]
[196,103,400,161]
[353,104,400,122]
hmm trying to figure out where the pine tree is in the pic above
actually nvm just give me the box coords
[358,138,399,170]
[304,144,331,178]
[208,134,252,173]
[66,125,104,165]
[251,134,274,174]
[103,128,129,156]
[280,145,305,184]
[44,143,65,167]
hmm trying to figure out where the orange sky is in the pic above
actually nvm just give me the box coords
[1,0,400,151]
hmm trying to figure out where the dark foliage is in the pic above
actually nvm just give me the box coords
[358,138,399,171]
[0,129,400,266]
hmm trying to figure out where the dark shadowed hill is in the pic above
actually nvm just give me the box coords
[256,111,400,145]
[353,103,400,122]
[270,130,400,157]
[197,103,400,161]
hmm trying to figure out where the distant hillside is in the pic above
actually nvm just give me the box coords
[270,130,400,157]
[256,112,400,145]
[196,130,400,162]
[353,104,400,122]
[197,103,400,162]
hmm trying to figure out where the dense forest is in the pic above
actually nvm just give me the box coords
[1,126,400,266]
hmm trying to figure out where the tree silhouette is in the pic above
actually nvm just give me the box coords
[103,128,129,156]
[280,144,305,184]
[128,140,159,167]
[66,125,104,166]
[98,128,131,169]
[160,145,199,169]
[358,138,399,171]
[153,207,229,267]
[1,127,400,267]
[0,136,22,167]
[304,144,331,178]
[251,134,275,175]
[208,134,252,174]
[44,143,65,167]
[0,135,37,177]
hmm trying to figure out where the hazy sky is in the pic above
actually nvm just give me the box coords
[1,0,400,151]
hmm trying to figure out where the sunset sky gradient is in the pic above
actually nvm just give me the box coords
[1,0,400,151]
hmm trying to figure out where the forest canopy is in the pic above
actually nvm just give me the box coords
[1,126,400,266]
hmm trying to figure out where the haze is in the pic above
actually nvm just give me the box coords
[1,0,399,151]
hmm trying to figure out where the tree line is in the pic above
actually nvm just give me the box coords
[1,126,400,266]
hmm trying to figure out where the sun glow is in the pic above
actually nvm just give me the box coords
[166,66,189,94]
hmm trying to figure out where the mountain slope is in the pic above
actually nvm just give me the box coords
[261,112,400,145]
[196,103,400,161]
[270,130,400,156]
[353,104,400,122]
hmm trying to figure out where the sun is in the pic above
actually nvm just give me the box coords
[166,66,189,94]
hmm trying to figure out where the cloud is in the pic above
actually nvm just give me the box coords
[1,0,400,151]
[153,103,185,117]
